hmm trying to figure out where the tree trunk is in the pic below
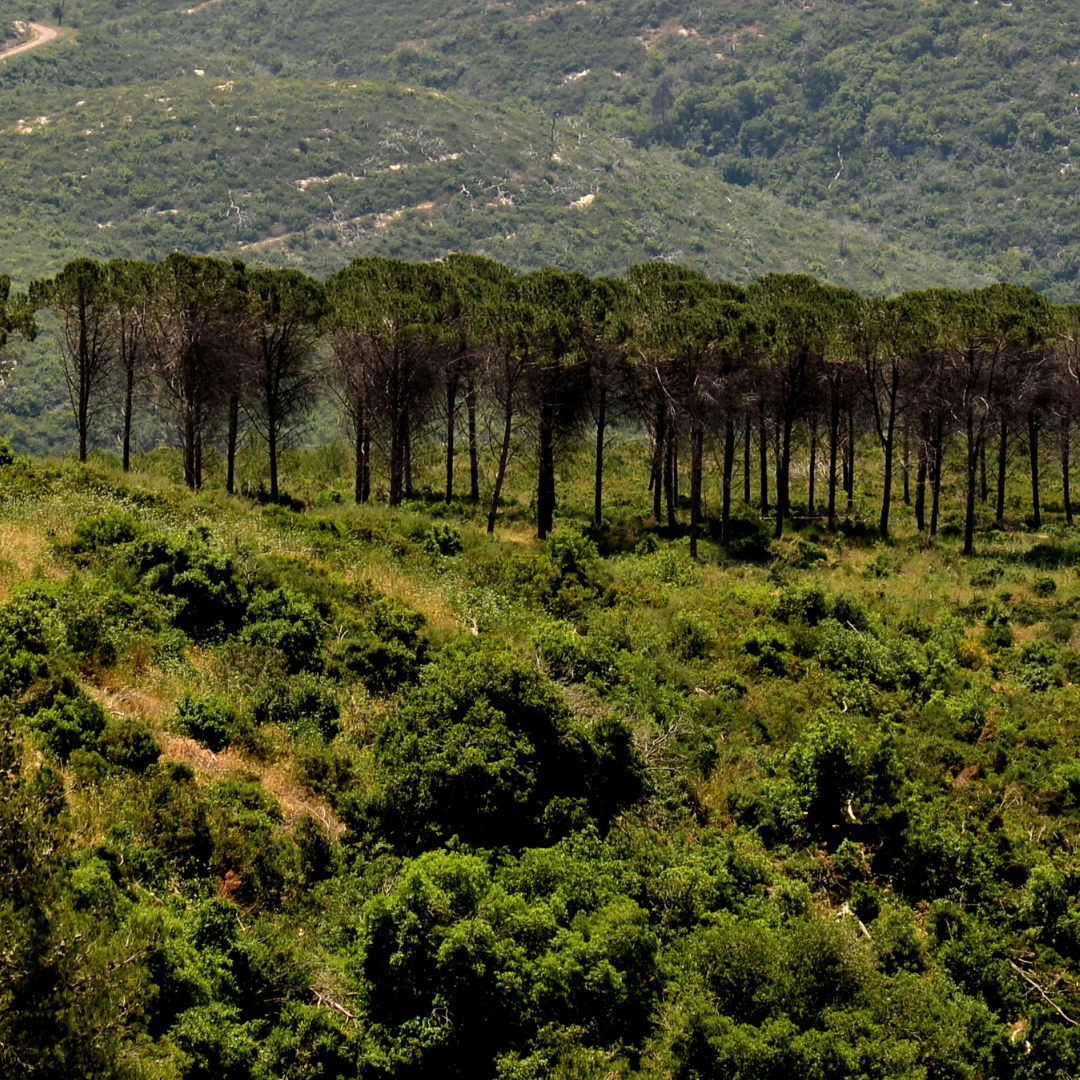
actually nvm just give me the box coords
[743,418,751,503]
[845,402,855,512]
[689,423,703,559]
[354,409,370,504]
[902,423,910,506]
[1064,415,1073,526]
[267,396,279,502]
[403,409,413,501]
[664,428,677,530]
[537,402,555,539]
[996,411,1008,524]
[723,417,736,544]
[980,440,988,503]
[593,384,606,530]
[880,413,895,541]
[226,392,239,496]
[964,413,977,557]
[773,411,794,540]
[929,432,943,539]
[1029,410,1041,529]
[758,403,769,515]
[827,387,840,531]
[184,414,196,490]
[122,350,134,474]
[915,442,927,533]
[487,392,515,534]
[652,405,665,523]
[445,373,458,504]
[807,423,817,517]
[467,374,480,501]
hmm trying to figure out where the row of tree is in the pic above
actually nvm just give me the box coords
[3,254,1079,555]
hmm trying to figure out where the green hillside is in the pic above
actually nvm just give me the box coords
[3,0,1080,293]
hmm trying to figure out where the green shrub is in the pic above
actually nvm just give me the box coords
[422,522,463,556]
[328,597,427,693]
[240,586,323,673]
[96,717,161,773]
[69,509,144,555]
[741,628,788,676]
[253,673,339,740]
[174,693,237,752]
[981,603,1013,651]
[129,530,246,640]
[356,644,647,852]
[969,562,1004,589]
[721,506,771,561]
[669,610,717,661]
[775,582,829,626]
[31,688,107,762]
[1032,574,1058,598]
[1015,641,1062,692]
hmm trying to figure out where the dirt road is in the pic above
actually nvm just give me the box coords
[0,23,59,61]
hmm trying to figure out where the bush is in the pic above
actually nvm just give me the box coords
[253,673,339,740]
[129,530,246,640]
[741,628,788,676]
[69,509,144,555]
[356,644,647,852]
[31,687,107,762]
[96,717,161,773]
[669,611,717,661]
[422,523,463,556]
[1015,641,1062,692]
[981,603,1013,651]
[775,582,829,626]
[328,597,427,693]
[240,587,323,673]
[174,693,237,752]
[1032,574,1058,598]
[722,507,771,561]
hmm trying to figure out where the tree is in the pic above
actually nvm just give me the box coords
[242,268,327,502]
[327,258,444,506]
[143,254,247,490]
[0,275,35,395]
[31,258,116,463]
[105,259,152,474]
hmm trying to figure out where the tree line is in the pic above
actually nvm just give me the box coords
[3,253,1079,555]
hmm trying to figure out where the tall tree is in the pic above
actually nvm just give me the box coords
[31,258,115,463]
[143,254,246,490]
[105,259,152,474]
[242,268,327,502]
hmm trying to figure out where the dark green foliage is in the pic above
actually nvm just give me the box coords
[357,644,646,852]
[1033,574,1058,598]
[1015,641,1063,692]
[174,693,238,752]
[329,596,427,693]
[422,522,463,556]
[240,585,323,673]
[31,687,107,762]
[95,717,160,774]
[253,672,339,741]
[68,508,144,555]
[128,530,246,640]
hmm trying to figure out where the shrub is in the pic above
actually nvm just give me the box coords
[129,530,246,640]
[329,597,427,693]
[68,509,144,555]
[240,586,323,673]
[253,673,339,740]
[669,611,717,661]
[422,523,463,556]
[741,629,788,676]
[1015,641,1062,692]
[96,717,161,773]
[969,562,1004,589]
[981,603,1013,651]
[31,688,107,762]
[174,693,237,752]
[722,506,771,561]
[775,582,829,626]
[1032,574,1058,598]
[356,644,647,852]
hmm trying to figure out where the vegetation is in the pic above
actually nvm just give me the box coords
[6,256,1080,1076]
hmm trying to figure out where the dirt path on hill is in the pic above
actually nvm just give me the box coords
[0,23,59,61]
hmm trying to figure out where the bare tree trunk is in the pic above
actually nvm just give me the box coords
[226,392,239,496]
[664,429,677,530]
[537,402,555,540]
[980,440,988,503]
[964,414,978,556]
[593,384,606,530]
[652,405,665,523]
[467,374,480,501]
[743,418,751,503]
[403,409,413,501]
[902,422,910,506]
[758,403,769,514]
[807,423,817,517]
[915,442,927,533]
[445,373,458,503]
[845,402,855,513]
[723,417,736,544]
[1064,414,1074,527]
[827,388,840,531]
[774,410,793,540]
[1029,410,1041,529]
[487,392,514,535]
[122,351,135,474]
[929,432,943,539]
[996,411,1008,524]
[354,409,370,504]
[689,423,703,559]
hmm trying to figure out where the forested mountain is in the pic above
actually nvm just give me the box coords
[1,0,1079,294]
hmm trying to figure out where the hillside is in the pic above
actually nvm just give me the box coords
[2,0,1079,293]
[5,429,1080,1076]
